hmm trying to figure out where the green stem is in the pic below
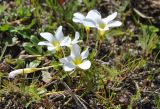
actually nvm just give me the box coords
[85,27,90,45]
[39,64,62,70]
[94,33,102,57]
[98,40,102,52]
[93,40,99,57]
[0,42,8,61]
[86,30,90,45]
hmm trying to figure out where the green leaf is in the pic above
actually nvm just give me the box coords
[15,59,25,69]
[31,35,43,54]
[29,60,41,68]
[16,7,31,17]
[25,19,36,30]
[106,29,125,37]
[31,35,40,45]
[23,43,41,55]
[15,0,22,6]
[0,72,4,78]
[0,5,7,14]
[0,24,11,32]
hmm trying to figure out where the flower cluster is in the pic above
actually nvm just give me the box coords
[9,9,122,78]
[38,26,91,72]
[73,10,122,40]
[38,9,121,72]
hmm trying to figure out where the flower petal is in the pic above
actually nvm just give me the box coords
[60,57,68,64]
[81,47,89,60]
[38,41,52,46]
[97,27,107,32]
[60,36,71,47]
[78,60,91,70]
[40,32,55,42]
[107,21,122,28]
[72,32,80,44]
[71,44,81,58]
[60,56,72,65]
[86,10,101,22]
[72,12,85,23]
[82,19,96,27]
[55,26,64,41]
[73,17,83,23]
[63,63,75,71]
[47,46,56,52]
[102,12,117,24]
[9,69,23,78]
[104,26,109,31]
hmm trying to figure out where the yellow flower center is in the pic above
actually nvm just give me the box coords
[99,23,105,29]
[72,57,82,65]
[85,26,90,33]
[52,41,61,51]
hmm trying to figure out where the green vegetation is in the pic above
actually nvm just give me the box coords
[0,0,159,108]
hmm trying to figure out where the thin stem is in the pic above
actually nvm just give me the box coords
[39,64,62,70]
[85,27,90,45]
[0,42,8,61]
[154,50,160,63]
[94,39,102,58]
[86,31,89,45]
[98,40,102,52]
[93,40,99,57]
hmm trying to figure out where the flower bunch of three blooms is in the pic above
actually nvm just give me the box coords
[38,26,91,71]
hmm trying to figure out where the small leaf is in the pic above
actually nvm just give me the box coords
[0,24,11,31]
[29,60,41,68]
[0,5,7,14]
[23,43,40,55]
[25,19,36,30]
[31,35,40,45]
[133,8,153,19]
[15,59,25,69]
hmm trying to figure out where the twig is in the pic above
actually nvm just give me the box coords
[19,55,42,59]
[61,81,88,109]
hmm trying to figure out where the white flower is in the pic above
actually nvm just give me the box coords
[60,44,91,71]
[72,11,97,28]
[38,26,71,53]
[42,71,52,83]
[67,31,81,47]
[83,10,122,32]
[73,12,85,24]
